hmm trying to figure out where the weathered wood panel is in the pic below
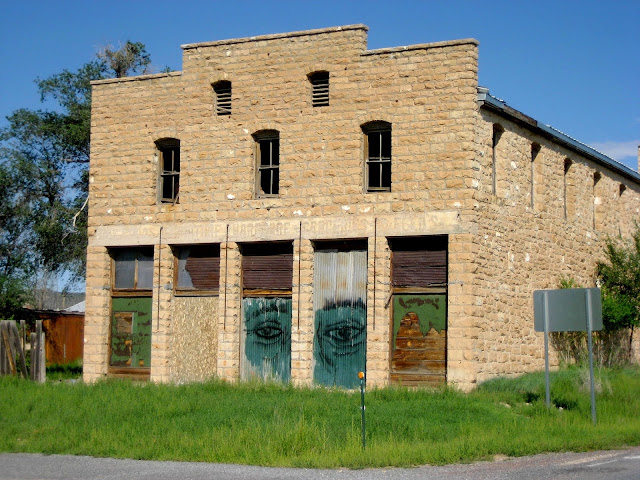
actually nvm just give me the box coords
[394,336,447,350]
[390,373,445,387]
[391,308,447,386]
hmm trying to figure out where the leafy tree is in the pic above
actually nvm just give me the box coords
[554,229,640,366]
[97,41,151,78]
[0,41,156,318]
[597,227,640,358]
[0,160,35,316]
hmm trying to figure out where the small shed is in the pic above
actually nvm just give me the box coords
[34,303,85,365]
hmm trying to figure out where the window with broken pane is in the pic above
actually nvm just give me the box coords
[254,130,280,197]
[157,138,180,203]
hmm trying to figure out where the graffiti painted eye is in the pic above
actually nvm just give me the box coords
[328,326,357,342]
[325,323,365,354]
[250,322,284,340]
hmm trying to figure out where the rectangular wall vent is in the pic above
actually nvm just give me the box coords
[310,72,329,107]
[214,82,232,115]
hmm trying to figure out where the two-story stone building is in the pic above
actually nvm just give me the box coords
[84,25,640,389]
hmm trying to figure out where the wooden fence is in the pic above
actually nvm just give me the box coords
[0,320,46,382]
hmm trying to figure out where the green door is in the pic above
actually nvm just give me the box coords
[110,297,152,368]
[313,246,367,388]
[241,297,292,382]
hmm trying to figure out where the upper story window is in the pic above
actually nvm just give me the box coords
[112,248,154,291]
[213,81,232,115]
[308,71,329,107]
[157,138,180,203]
[362,121,392,192]
[254,130,280,197]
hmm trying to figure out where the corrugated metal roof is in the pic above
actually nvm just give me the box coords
[477,87,640,184]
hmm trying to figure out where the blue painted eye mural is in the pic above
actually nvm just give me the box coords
[313,247,367,388]
[242,297,291,382]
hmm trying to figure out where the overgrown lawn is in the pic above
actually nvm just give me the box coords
[1,366,639,468]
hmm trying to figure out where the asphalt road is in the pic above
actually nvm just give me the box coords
[1,447,639,480]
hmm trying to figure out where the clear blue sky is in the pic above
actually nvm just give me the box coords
[1,0,638,170]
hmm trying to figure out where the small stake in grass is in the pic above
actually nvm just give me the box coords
[358,371,365,450]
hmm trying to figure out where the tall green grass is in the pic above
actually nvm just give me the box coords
[1,366,639,468]
[45,361,83,381]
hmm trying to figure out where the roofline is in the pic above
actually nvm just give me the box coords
[361,38,478,57]
[91,71,182,86]
[181,24,368,50]
[477,88,640,184]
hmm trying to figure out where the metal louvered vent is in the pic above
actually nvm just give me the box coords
[214,81,231,115]
[310,71,329,107]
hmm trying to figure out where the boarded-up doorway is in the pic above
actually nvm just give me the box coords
[110,297,152,369]
[109,247,154,379]
[240,242,293,382]
[389,236,447,386]
[313,240,367,388]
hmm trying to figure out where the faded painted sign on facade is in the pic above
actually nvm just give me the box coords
[313,246,367,388]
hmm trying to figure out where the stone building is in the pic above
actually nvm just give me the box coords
[84,25,640,389]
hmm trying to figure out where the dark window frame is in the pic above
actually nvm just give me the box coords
[110,248,154,295]
[254,130,280,197]
[157,138,180,204]
[363,121,392,192]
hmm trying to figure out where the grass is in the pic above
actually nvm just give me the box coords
[1,366,639,468]
[45,361,83,382]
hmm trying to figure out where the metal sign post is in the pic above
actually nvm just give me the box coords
[358,371,366,449]
[534,288,602,424]
[543,291,550,408]
[585,290,596,425]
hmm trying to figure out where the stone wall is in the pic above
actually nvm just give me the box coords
[470,109,640,384]
[84,26,480,386]
[84,25,639,390]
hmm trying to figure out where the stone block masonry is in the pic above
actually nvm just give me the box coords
[84,25,640,390]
